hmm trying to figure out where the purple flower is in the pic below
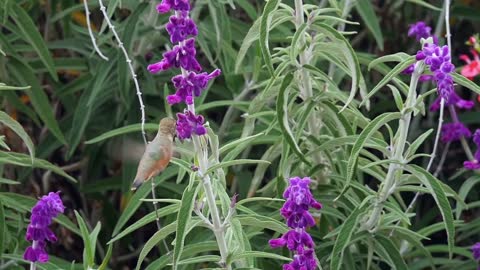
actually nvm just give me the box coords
[270,177,320,270]
[269,229,314,252]
[417,43,455,101]
[282,248,317,270]
[429,91,474,111]
[167,69,221,105]
[472,242,480,260]
[156,0,190,13]
[24,192,65,263]
[408,21,432,41]
[166,14,198,43]
[402,64,415,75]
[441,123,471,143]
[147,38,201,73]
[176,110,207,140]
[464,130,480,170]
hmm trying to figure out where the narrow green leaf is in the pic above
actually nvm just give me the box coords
[408,165,455,258]
[8,58,66,144]
[276,74,311,166]
[0,151,76,183]
[135,221,203,270]
[205,159,271,175]
[0,111,35,162]
[355,0,384,50]
[456,175,480,219]
[10,4,58,81]
[85,123,158,144]
[0,199,4,255]
[173,184,198,269]
[0,83,30,91]
[74,211,94,267]
[375,235,408,270]
[368,52,411,71]
[452,72,480,95]
[230,251,291,263]
[407,0,442,11]
[361,56,416,106]
[259,0,279,75]
[330,205,364,270]
[405,129,433,158]
[339,112,401,199]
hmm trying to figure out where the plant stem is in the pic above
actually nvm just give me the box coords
[364,63,422,231]
[84,0,109,61]
[294,0,326,183]
[29,262,36,270]
[192,135,231,269]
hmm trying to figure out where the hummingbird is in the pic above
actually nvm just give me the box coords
[131,117,176,191]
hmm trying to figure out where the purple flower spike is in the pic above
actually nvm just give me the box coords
[472,242,480,260]
[270,177,320,270]
[176,110,207,140]
[167,69,221,105]
[156,0,190,13]
[24,192,65,263]
[408,21,432,41]
[464,130,480,170]
[417,43,455,101]
[166,14,198,43]
[440,123,471,143]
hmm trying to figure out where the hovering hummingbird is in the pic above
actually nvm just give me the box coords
[131,117,176,191]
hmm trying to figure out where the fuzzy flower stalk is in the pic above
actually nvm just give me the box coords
[147,0,230,267]
[23,192,65,266]
[269,177,321,270]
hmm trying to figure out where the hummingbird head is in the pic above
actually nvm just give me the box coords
[159,117,177,139]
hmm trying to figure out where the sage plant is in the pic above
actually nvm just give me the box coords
[147,0,231,268]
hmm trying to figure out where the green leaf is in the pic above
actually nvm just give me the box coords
[408,165,455,258]
[375,235,408,270]
[276,73,311,166]
[0,199,4,255]
[361,56,416,106]
[339,112,401,199]
[330,205,364,270]
[405,129,433,158]
[85,123,159,144]
[452,72,480,95]
[407,0,442,11]
[112,167,177,236]
[0,111,35,162]
[368,52,412,71]
[173,184,198,269]
[259,0,279,75]
[230,251,291,263]
[0,83,30,91]
[219,133,264,155]
[108,203,179,244]
[74,211,95,268]
[0,177,20,185]
[205,159,271,175]
[0,151,76,183]
[311,23,361,110]
[8,57,66,144]
[355,0,384,50]
[10,4,58,81]
[456,175,480,219]
[135,223,177,270]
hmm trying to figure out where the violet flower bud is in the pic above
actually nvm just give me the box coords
[408,21,432,41]
[440,123,471,143]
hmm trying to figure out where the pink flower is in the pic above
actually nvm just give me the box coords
[460,50,480,80]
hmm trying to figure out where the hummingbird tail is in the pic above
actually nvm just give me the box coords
[131,179,144,191]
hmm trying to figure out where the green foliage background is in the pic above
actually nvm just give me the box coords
[1,0,480,269]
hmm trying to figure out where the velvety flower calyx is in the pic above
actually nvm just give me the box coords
[167,69,221,105]
[156,0,190,13]
[440,123,471,143]
[176,110,207,140]
[24,192,65,263]
[408,21,432,41]
[147,39,201,73]
[472,242,480,260]
[429,91,474,111]
[464,130,480,170]
[166,14,198,43]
